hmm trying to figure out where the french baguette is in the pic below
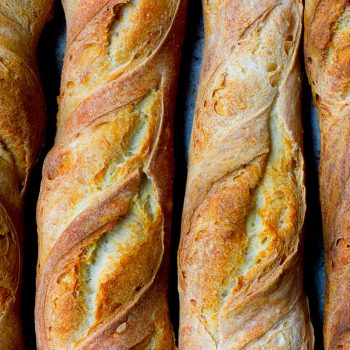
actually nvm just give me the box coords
[304,1,350,349]
[178,0,314,348]
[35,1,186,349]
[0,1,52,349]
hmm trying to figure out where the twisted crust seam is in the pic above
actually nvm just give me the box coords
[36,0,187,349]
[179,1,314,348]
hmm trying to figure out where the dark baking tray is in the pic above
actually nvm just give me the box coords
[22,1,325,349]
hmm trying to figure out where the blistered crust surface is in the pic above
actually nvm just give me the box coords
[178,1,314,349]
[35,1,186,349]
[304,1,350,349]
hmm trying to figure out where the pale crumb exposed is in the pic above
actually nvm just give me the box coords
[116,322,127,333]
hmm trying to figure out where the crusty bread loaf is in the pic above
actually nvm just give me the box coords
[35,1,187,349]
[304,2,350,349]
[178,0,314,348]
[0,1,52,349]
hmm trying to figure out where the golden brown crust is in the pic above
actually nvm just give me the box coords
[304,1,350,349]
[178,0,314,348]
[0,1,53,349]
[35,1,186,349]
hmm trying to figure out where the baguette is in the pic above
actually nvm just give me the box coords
[178,1,314,348]
[304,2,350,349]
[35,1,186,349]
[0,1,52,349]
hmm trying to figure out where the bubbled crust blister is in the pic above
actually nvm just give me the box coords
[35,1,187,349]
[178,1,314,349]
[0,1,53,349]
[304,1,350,349]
